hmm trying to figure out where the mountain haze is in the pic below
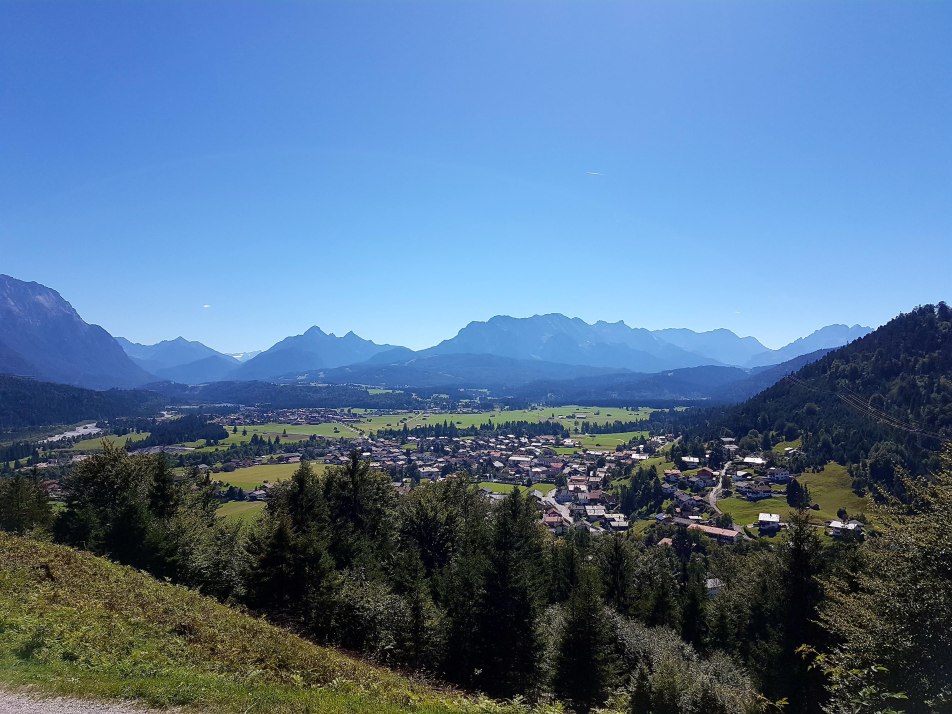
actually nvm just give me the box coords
[235,326,404,381]
[0,274,878,389]
[746,324,872,367]
[306,353,625,389]
[416,313,867,372]
[116,336,240,384]
[653,327,768,366]
[423,314,713,372]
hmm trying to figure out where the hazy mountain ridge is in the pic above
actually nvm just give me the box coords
[116,335,236,369]
[414,313,869,374]
[234,326,405,381]
[0,275,874,388]
[295,352,625,389]
[116,335,241,384]
[0,275,151,389]
[745,323,872,367]
[422,314,715,372]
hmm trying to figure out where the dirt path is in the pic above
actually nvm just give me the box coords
[0,691,172,714]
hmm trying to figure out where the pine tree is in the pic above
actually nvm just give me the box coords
[680,554,708,648]
[0,469,53,534]
[473,487,545,697]
[817,450,952,711]
[248,461,335,635]
[554,567,618,712]
[599,534,637,615]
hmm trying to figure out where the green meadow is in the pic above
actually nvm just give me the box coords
[217,500,266,523]
[716,497,778,527]
[355,405,656,436]
[796,462,870,522]
[70,431,151,451]
[214,461,327,490]
[717,462,871,529]
[571,430,648,451]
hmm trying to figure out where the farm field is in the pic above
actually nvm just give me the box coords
[217,500,265,523]
[214,461,327,490]
[188,407,659,450]
[70,432,150,451]
[184,422,360,453]
[478,481,556,495]
[356,405,657,436]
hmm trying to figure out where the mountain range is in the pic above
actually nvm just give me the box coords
[0,274,873,390]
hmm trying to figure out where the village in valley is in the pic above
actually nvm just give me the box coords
[85,403,865,547]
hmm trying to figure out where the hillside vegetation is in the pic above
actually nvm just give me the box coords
[701,304,952,489]
[0,533,539,714]
[0,375,163,433]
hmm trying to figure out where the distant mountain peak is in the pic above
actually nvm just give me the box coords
[0,274,150,389]
[234,326,404,380]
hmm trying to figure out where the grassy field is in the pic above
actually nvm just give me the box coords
[478,481,556,495]
[717,497,782,526]
[0,533,544,714]
[571,431,647,451]
[184,422,360,453]
[214,462,327,490]
[217,500,266,523]
[717,463,871,528]
[354,406,657,437]
[797,462,870,522]
[70,432,151,451]
[772,438,803,455]
[190,408,659,449]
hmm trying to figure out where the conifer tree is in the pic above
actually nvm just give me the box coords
[473,487,545,697]
[0,469,53,534]
[554,566,618,712]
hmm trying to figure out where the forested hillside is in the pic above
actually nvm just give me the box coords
[0,375,164,432]
[698,304,951,489]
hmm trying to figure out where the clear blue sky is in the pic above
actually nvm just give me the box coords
[2,1,950,353]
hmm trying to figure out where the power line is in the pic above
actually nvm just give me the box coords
[781,374,948,443]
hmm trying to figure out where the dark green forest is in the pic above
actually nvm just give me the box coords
[0,375,164,433]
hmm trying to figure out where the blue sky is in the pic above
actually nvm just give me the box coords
[2,1,950,353]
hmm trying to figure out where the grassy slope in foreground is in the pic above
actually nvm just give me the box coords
[0,534,540,714]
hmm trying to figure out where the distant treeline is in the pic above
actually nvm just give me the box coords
[373,419,569,441]
[153,381,420,410]
[0,375,164,433]
[122,413,229,448]
[0,441,37,467]
[579,419,648,434]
